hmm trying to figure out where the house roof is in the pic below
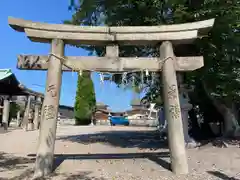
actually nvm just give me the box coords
[130,98,142,106]
[59,105,74,111]
[96,102,108,107]
[0,69,44,97]
[126,107,148,112]
[18,84,44,98]
[96,109,126,115]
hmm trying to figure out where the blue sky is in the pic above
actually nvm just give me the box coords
[0,0,143,111]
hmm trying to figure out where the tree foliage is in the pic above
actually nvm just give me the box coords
[74,72,96,125]
[66,0,240,137]
[67,0,240,105]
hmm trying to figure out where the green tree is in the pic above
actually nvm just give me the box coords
[67,0,240,136]
[9,102,20,118]
[8,102,20,126]
[74,71,96,125]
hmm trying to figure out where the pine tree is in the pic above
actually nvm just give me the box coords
[74,72,96,125]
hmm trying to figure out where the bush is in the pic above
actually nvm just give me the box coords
[8,102,20,126]
[9,102,20,118]
[74,72,96,125]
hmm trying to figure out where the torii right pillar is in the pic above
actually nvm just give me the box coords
[160,41,188,174]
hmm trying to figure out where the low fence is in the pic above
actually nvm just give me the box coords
[95,120,111,126]
[58,118,75,125]
[95,119,159,127]
[129,119,159,127]
[58,118,159,127]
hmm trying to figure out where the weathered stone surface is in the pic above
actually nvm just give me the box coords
[17,55,204,72]
[34,39,64,178]
[8,17,214,45]
[8,17,214,34]
[161,41,188,174]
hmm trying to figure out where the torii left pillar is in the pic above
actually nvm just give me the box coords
[33,39,63,178]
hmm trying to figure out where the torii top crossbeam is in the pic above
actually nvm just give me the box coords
[8,17,214,45]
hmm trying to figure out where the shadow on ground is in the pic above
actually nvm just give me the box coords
[0,152,34,172]
[0,129,12,134]
[0,169,107,180]
[57,130,168,150]
[27,152,171,173]
[208,171,240,180]
[0,152,108,180]
[52,130,171,171]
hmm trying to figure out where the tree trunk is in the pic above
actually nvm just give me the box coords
[212,100,240,137]
[202,82,240,137]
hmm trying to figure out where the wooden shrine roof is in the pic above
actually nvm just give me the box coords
[0,69,43,97]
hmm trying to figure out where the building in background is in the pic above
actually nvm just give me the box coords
[58,105,74,119]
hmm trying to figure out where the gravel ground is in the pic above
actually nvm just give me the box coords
[0,124,240,180]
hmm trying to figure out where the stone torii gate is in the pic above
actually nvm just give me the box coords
[8,17,215,178]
